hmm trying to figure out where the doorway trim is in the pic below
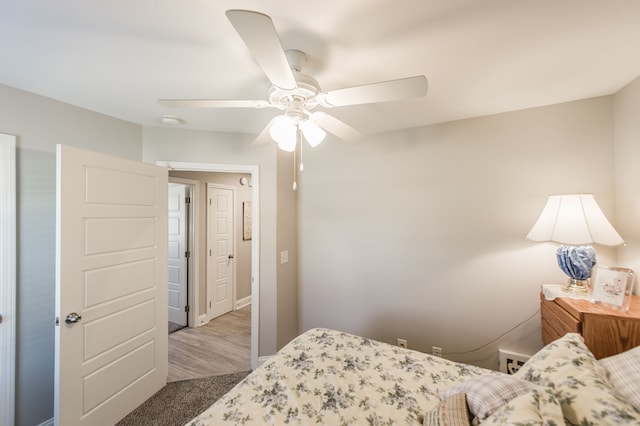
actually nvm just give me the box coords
[158,161,260,370]
[0,133,16,426]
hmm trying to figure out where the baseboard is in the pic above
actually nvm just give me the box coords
[37,418,54,426]
[235,295,251,309]
[198,314,208,326]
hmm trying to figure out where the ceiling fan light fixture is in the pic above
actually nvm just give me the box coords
[300,119,326,147]
[277,138,297,152]
[270,116,297,151]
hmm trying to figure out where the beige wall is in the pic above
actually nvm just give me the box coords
[276,149,298,349]
[169,170,253,315]
[298,96,618,369]
[614,74,640,285]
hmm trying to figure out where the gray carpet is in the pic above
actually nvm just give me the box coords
[117,371,250,426]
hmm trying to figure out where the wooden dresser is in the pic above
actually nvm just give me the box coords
[540,292,640,359]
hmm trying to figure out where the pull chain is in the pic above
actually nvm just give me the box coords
[292,130,299,191]
[299,134,305,172]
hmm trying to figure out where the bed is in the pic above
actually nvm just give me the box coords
[187,328,640,425]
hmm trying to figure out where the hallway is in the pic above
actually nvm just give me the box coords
[168,305,251,382]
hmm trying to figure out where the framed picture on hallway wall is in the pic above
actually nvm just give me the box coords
[243,201,252,241]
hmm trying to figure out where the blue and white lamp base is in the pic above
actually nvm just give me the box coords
[556,245,597,294]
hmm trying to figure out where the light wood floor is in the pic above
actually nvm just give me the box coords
[168,305,251,382]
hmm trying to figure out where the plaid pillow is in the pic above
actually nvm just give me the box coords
[423,392,470,426]
[599,345,640,412]
[440,375,537,422]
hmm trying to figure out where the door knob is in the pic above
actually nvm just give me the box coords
[228,254,235,259]
[65,313,82,324]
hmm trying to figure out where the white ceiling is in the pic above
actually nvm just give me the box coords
[2,0,640,137]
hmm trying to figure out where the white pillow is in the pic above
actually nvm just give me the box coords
[482,387,565,425]
[599,345,640,412]
[515,333,640,424]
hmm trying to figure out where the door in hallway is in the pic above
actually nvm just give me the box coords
[207,184,234,320]
[168,182,188,326]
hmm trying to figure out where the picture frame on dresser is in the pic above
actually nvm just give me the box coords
[590,266,635,312]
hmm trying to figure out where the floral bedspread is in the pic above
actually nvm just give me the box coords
[187,328,497,425]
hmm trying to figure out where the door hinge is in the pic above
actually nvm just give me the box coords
[185,305,190,313]
[185,196,191,204]
[185,250,190,258]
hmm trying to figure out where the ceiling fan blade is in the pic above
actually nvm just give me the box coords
[317,75,428,107]
[311,111,366,143]
[158,99,273,109]
[252,117,278,146]
[226,10,297,91]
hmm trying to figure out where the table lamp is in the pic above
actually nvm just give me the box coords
[526,194,624,294]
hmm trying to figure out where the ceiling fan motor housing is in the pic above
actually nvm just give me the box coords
[268,72,320,120]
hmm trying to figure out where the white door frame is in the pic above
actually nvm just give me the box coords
[168,178,198,327]
[0,134,16,426]
[159,161,260,370]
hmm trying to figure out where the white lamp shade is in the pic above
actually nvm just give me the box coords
[299,119,326,147]
[269,116,297,152]
[526,194,624,246]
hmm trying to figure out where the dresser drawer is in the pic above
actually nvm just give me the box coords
[540,297,580,344]
[540,291,640,358]
[582,313,640,359]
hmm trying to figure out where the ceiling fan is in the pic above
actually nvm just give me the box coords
[159,10,428,151]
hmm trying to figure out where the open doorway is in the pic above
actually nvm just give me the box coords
[160,161,260,371]
[168,181,191,334]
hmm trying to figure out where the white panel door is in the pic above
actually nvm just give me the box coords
[168,183,188,326]
[207,185,234,320]
[55,145,168,426]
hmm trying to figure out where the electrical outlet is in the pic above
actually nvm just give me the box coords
[397,338,408,349]
[432,346,442,357]
[498,349,530,374]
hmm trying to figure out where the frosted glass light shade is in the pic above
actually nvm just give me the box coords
[269,116,297,152]
[526,194,623,246]
[277,138,297,152]
[299,119,326,147]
